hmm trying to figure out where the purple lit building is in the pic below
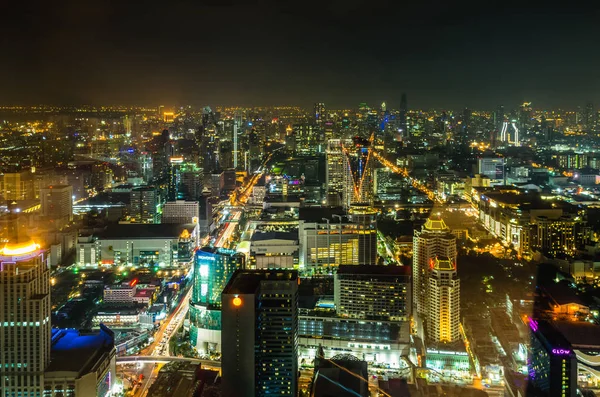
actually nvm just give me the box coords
[528,319,577,397]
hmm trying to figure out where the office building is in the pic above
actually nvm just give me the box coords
[529,319,577,397]
[84,223,198,267]
[314,102,326,125]
[427,256,460,343]
[0,170,35,201]
[189,247,244,354]
[162,200,199,224]
[0,235,51,396]
[249,231,299,269]
[478,157,505,181]
[130,186,158,224]
[399,93,408,139]
[44,325,117,397]
[294,123,321,155]
[474,187,588,257]
[325,139,353,207]
[334,265,411,321]
[40,184,74,229]
[222,270,298,397]
[413,216,457,316]
[298,206,377,270]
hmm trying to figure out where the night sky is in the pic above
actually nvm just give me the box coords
[2,0,600,109]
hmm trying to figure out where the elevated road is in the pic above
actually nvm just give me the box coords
[116,355,221,367]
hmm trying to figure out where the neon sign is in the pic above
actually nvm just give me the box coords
[552,348,571,355]
[197,255,215,262]
[529,319,538,332]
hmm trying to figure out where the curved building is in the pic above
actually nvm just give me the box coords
[0,236,51,396]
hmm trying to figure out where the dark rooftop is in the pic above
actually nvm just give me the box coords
[553,321,600,349]
[299,207,346,222]
[251,230,299,242]
[223,269,298,295]
[46,324,114,374]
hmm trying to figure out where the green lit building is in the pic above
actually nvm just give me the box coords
[189,246,244,354]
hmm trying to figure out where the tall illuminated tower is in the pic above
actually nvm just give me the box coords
[222,270,298,397]
[427,256,460,343]
[0,235,51,396]
[189,247,244,354]
[233,111,242,169]
[325,139,353,207]
[412,216,456,316]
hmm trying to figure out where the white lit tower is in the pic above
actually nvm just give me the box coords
[412,216,456,316]
[427,256,460,343]
[233,111,242,169]
[325,139,353,208]
[0,235,51,395]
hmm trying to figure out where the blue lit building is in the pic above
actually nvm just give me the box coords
[45,324,117,397]
[189,247,244,353]
[528,319,577,397]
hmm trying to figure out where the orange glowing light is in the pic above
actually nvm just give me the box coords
[233,297,242,307]
[1,242,40,256]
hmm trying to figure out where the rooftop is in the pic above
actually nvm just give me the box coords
[299,207,346,222]
[251,230,299,242]
[46,325,115,374]
[100,223,196,239]
[223,269,298,295]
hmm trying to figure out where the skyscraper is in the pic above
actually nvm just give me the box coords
[412,216,457,316]
[314,102,325,125]
[427,256,460,343]
[189,247,244,353]
[0,235,51,396]
[399,93,408,139]
[222,270,298,397]
[233,111,243,169]
[130,186,158,223]
[325,139,353,207]
[40,184,73,229]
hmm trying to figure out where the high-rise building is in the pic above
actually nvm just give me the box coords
[334,265,411,321]
[399,93,408,139]
[427,256,460,343]
[40,184,73,229]
[233,111,243,169]
[130,186,158,223]
[189,247,244,354]
[222,270,298,397]
[314,102,326,125]
[413,216,457,315]
[294,123,320,155]
[299,206,377,270]
[0,235,51,395]
[478,157,505,181]
[325,139,353,207]
[528,319,577,397]
[162,200,199,224]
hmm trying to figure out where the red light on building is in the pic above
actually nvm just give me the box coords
[129,279,138,287]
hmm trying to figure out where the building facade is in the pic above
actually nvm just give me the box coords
[222,270,298,397]
[0,236,51,396]
[334,265,411,321]
[413,217,457,316]
[427,257,460,344]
